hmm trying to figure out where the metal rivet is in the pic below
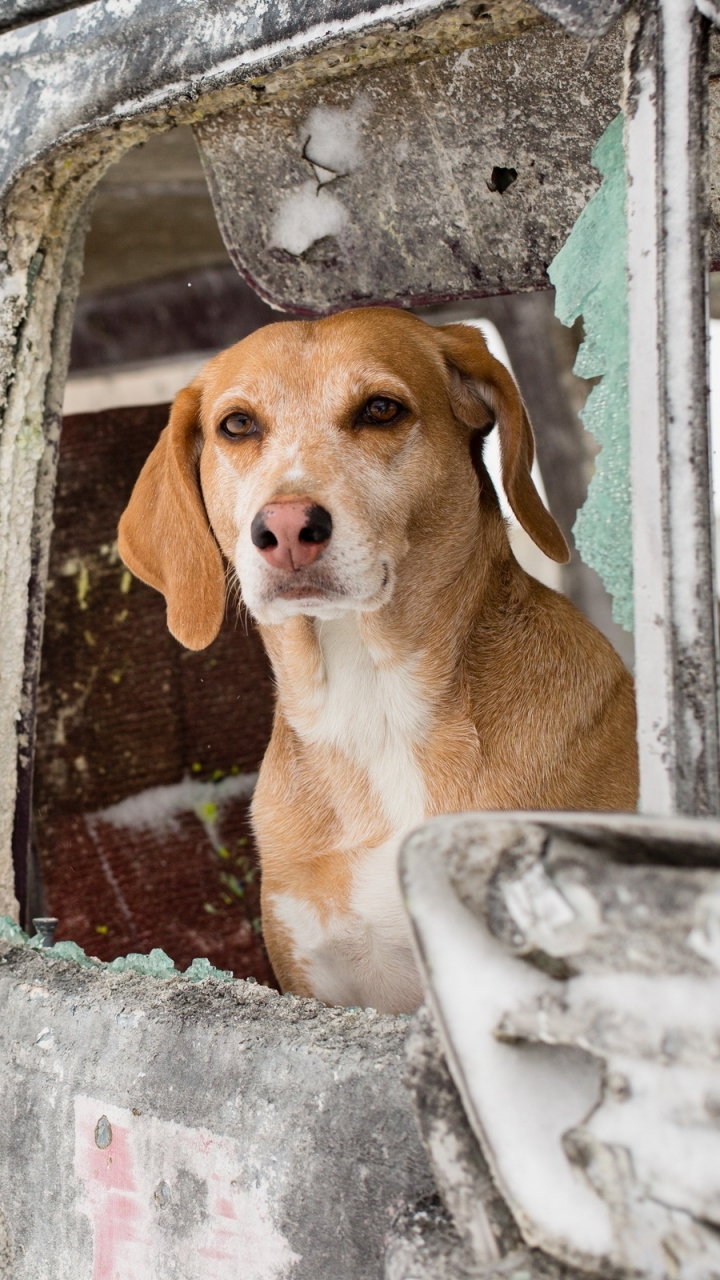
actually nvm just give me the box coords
[95,1115,112,1149]
[32,918,58,948]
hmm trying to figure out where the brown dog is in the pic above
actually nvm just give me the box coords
[118,308,638,1013]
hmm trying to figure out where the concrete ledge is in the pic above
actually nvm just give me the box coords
[0,940,434,1279]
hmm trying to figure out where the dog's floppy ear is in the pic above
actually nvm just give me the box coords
[436,323,569,564]
[118,381,226,650]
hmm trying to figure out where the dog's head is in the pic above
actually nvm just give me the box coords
[118,309,568,649]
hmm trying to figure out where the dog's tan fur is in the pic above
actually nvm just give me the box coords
[119,308,638,1013]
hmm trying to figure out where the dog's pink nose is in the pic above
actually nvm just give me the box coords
[251,499,333,571]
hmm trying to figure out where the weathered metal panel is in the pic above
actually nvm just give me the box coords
[0,0,90,33]
[0,939,435,1279]
[401,811,720,1278]
[528,0,629,37]
[0,0,543,198]
[626,0,720,816]
[196,25,623,312]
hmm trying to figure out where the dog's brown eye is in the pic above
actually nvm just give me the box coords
[220,412,257,440]
[358,397,405,427]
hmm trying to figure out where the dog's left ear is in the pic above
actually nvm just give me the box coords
[118,380,226,650]
[435,322,569,564]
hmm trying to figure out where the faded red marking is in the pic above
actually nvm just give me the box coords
[216,1197,236,1218]
[81,1122,137,1192]
[75,1102,151,1279]
[74,1096,299,1279]
[90,1192,145,1280]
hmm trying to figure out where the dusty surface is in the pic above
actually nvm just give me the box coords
[402,811,720,1279]
[0,940,434,1278]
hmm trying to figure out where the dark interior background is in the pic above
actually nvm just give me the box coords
[34,403,277,980]
[32,129,290,978]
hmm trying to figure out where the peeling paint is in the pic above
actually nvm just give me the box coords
[198,26,624,312]
[402,812,720,1278]
[549,113,632,632]
[0,938,433,1279]
[74,1095,302,1280]
[271,179,349,256]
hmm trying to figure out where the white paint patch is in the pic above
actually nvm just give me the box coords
[300,98,367,177]
[74,1095,300,1280]
[405,846,614,1261]
[270,180,348,257]
[503,863,602,958]
[270,96,369,256]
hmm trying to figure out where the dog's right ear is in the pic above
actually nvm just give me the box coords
[118,381,226,650]
[435,322,569,564]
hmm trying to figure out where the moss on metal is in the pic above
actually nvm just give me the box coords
[549,113,632,633]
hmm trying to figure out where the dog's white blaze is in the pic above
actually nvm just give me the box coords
[276,613,428,1010]
[304,612,428,831]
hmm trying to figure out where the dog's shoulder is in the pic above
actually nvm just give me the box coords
[465,568,638,810]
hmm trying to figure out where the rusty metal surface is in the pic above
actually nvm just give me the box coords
[196,25,623,312]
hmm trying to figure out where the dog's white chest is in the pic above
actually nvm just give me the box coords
[271,838,423,1013]
[293,614,429,830]
[277,614,429,1010]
